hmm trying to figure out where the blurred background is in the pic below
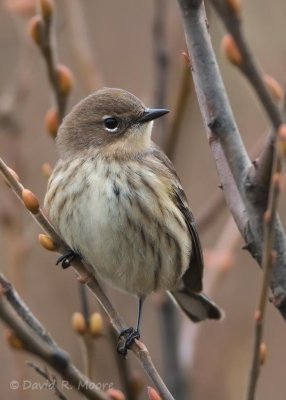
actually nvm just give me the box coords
[0,0,286,399]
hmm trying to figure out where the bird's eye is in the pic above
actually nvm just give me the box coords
[103,117,119,132]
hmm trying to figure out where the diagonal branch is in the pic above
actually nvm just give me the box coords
[176,0,249,231]
[175,0,286,319]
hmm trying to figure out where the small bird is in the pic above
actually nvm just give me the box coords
[44,88,223,355]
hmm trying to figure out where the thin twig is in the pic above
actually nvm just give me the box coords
[0,158,174,400]
[246,137,284,400]
[27,362,67,400]
[35,1,68,122]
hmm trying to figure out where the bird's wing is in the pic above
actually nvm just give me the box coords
[151,145,203,293]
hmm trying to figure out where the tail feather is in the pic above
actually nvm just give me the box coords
[170,289,224,322]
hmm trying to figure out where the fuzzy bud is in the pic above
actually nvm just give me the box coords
[39,0,55,20]
[38,234,57,252]
[6,330,25,350]
[89,312,104,338]
[45,108,59,138]
[106,389,126,400]
[42,162,53,178]
[22,189,40,214]
[27,15,43,46]
[221,34,243,67]
[71,312,87,335]
[263,75,283,102]
[259,342,267,365]
[147,387,162,400]
[226,0,241,15]
[56,65,74,96]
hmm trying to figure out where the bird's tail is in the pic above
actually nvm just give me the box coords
[170,287,224,322]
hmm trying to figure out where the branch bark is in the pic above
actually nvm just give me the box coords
[176,0,286,318]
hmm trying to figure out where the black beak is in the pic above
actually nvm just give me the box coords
[138,108,169,123]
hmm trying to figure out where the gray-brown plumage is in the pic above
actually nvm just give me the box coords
[44,88,223,353]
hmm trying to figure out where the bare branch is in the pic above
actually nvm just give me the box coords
[177,0,251,190]
[175,0,286,318]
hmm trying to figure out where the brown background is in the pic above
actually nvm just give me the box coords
[0,0,286,399]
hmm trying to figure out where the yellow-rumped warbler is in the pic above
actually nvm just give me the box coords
[44,88,223,355]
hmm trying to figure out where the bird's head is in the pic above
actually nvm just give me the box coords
[56,88,169,158]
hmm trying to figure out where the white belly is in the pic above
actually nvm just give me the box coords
[45,158,191,295]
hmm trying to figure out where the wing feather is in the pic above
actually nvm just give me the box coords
[151,145,204,293]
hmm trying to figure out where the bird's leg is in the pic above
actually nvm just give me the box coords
[117,296,145,357]
[56,250,81,269]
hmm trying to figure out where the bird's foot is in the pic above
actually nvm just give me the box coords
[117,327,140,357]
[56,250,81,269]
